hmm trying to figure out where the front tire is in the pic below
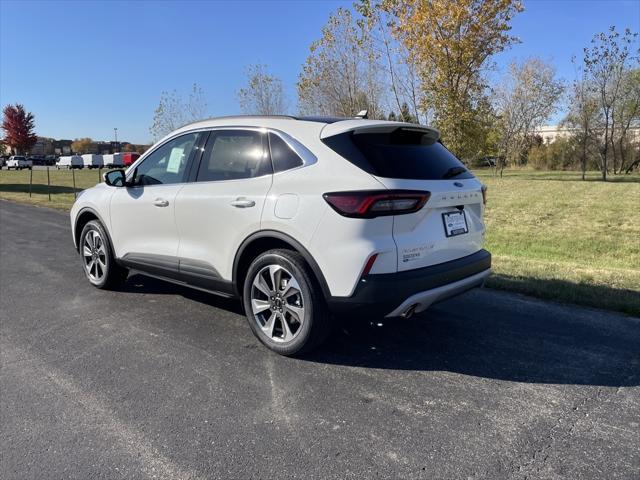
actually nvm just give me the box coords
[243,249,332,356]
[79,220,128,289]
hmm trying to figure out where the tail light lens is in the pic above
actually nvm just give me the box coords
[323,190,430,218]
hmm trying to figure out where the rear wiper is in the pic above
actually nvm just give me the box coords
[442,166,468,179]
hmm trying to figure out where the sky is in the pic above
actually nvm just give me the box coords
[1,0,639,144]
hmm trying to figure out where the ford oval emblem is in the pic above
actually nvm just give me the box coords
[453,182,464,188]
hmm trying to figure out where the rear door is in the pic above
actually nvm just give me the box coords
[174,128,273,289]
[322,125,485,271]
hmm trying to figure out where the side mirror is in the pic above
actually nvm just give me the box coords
[104,169,126,187]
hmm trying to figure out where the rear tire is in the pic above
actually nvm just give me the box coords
[243,249,332,356]
[79,220,128,290]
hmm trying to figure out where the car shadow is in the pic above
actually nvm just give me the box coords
[123,273,244,315]
[123,274,640,388]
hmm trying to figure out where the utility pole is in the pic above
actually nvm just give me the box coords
[114,127,118,153]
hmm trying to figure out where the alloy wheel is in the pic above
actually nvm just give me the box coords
[250,265,305,343]
[83,229,107,282]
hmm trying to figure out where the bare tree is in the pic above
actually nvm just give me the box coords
[357,1,426,123]
[297,8,383,118]
[583,27,638,180]
[615,68,640,173]
[564,62,601,180]
[494,58,564,176]
[149,83,207,141]
[237,64,287,115]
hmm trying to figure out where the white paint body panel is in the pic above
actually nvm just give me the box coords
[109,184,184,259]
[175,175,272,280]
[373,176,486,271]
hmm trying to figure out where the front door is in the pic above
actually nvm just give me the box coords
[110,132,201,277]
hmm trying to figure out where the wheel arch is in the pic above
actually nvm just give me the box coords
[233,230,331,300]
[74,207,115,254]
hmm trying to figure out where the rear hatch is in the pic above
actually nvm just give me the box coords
[321,121,485,272]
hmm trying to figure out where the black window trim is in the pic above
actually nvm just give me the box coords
[267,131,306,175]
[189,126,317,184]
[125,126,317,186]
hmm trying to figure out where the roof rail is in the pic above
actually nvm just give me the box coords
[178,114,297,129]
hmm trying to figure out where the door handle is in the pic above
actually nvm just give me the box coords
[153,198,169,207]
[230,197,256,208]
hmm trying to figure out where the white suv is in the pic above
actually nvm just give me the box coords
[6,155,33,170]
[70,116,491,355]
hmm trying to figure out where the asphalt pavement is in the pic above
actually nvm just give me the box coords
[1,199,638,479]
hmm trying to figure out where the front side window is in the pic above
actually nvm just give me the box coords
[131,133,199,186]
[196,130,271,182]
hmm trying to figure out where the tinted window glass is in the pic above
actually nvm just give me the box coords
[269,133,303,172]
[132,133,198,186]
[196,130,271,182]
[322,128,474,180]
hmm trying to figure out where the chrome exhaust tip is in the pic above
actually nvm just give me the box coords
[401,304,418,319]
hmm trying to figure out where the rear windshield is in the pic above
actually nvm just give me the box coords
[322,128,474,180]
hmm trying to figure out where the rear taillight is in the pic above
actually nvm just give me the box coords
[323,190,430,218]
[481,185,487,205]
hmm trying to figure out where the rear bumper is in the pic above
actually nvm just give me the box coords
[327,249,491,317]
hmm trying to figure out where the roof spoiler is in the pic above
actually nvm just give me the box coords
[320,120,440,141]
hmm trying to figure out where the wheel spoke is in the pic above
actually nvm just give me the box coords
[95,261,103,278]
[268,265,282,292]
[97,257,106,271]
[253,273,272,297]
[83,246,92,257]
[251,298,271,315]
[86,259,94,275]
[279,315,294,341]
[262,312,277,338]
[282,276,301,298]
[285,304,304,324]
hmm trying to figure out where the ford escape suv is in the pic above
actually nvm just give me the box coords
[70,115,491,355]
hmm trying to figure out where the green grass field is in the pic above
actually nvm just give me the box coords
[1,167,639,315]
[476,169,640,316]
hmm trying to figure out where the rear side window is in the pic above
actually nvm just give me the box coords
[322,128,474,180]
[268,133,303,173]
[196,130,271,182]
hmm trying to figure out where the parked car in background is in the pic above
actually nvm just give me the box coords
[28,155,47,166]
[70,115,491,355]
[6,156,33,170]
[103,153,124,168]
[81,154,104,169]
[0,156,8,168]
[45,155,57,166]
[57,155,84,169]
[122,152,140,167]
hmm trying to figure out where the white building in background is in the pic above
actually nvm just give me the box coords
[535,125,577,144]
[536,125,640,144]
